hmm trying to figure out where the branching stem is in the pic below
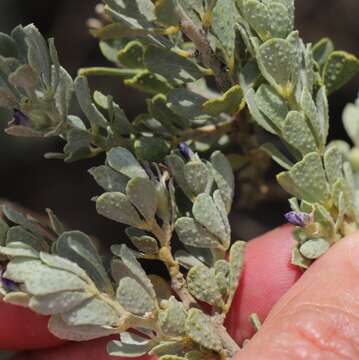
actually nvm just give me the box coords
[78,67,140,77]
[152,221,197,308]
[175,3,232,91]
[173,117,235,146]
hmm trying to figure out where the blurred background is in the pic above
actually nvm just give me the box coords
[0,0,358,245]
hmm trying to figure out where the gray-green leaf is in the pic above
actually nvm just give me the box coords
[187,265,224,307]
[96,192,145,228]
[107,147,148,179]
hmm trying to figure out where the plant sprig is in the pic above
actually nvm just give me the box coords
[0,0,359,359]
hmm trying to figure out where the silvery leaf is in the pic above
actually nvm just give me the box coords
[167,88,206,120]
[282,111,317,156]
[159,356,186,360]
[312,37,334,66]
[213,190,231,243]
[24,24,51,88]
[11,25,28,62]
[96,192,145,228]
[107,333,152,357]
[89,165,129,193]
[29,291,94,315]
[187,265,224,307]
[46,209,65,236]
[6,226,48,252]
[134,137,170,162]
[257,38,299,95]
[243,0,293,40]
[2,205,44,239]
[0,217,9,246]
[61,297,122,327]
[193,194,228,244]
[117,40,145,68]
[291,245,312,269]
[111,258,133,284]
[211,0,239,63]
[126,228,159,255]
[343,101,359,146]
[147,94,189,134]
[174,250,204,269]
[261,143,293,170]
[116,276,156,315]
[210,151,235,213]
[277,171,306,201]
[74,76,108,128]
[0,244,39,259]
[323,51,359,94]
[155,0,179,26]
[54,66,74,118]
[300,87,324,148]
[107,147,148,179]
[184,246,214,267]
[0,32,17,57]
[5,258,87,296]
[158,296,186,337]
[150,340,185,357]
[165,154,194,200]
[63,128,92,162]
[49,314,117,341]
[324,146,343,186]
[313,204,335,228]
[228,241,246,301]
[254,83,289,130]
[105,0,156,25]
[185,309,222,352]
[56,231,113,294]
[125,70,173,95]
[144,45,202,84]
[39,252,91,283]
[299,238,330,260]
[3,292,30,307]
[243,1,271,41]
[214,260,229,297]
[249,313,262,332]
[126,177,157,221]
[9,64,37,95]
[202,85,243,116]
[118,244,156,298]
[183,160,211,196]
[288,152,330,203]
[175,217,221,249]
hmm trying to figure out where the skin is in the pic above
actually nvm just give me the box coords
[5,225,359,359]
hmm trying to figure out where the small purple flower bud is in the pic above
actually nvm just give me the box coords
[13,109,30,126]
[284,211,309,227]
[0,270,18,292]
[178,143,194,160]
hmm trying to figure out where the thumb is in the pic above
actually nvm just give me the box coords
[238,230,359,359]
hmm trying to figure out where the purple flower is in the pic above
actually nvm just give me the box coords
[0,270,18,292]
[178,143,194,160]
[13,109,30,126]
[284,211,310,227]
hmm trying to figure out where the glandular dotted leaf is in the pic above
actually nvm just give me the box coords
[116,276,156,315]
[185,309,222,352]
[187,265,224,307]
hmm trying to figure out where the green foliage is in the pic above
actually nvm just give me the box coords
[0,0,359,359]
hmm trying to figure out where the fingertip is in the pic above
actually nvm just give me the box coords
[225,225,302,343]
[235,230,359,359]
